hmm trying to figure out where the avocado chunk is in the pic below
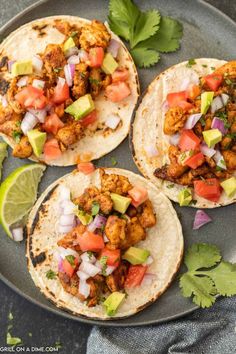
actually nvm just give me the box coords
[101,53,118,75]
[63,37,76,53]
[103,292,126,316]
[11,60,33,76]
[178,188,192,206]
[110,193,131,214]
[65,94,95,120]
[75,209,93,225]
[27,129,46,157]
[220,177,236,197]
[123,247,150,265]
[201,91,214,114]
[203,129,222,148]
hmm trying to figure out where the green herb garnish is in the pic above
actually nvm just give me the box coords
[70,31,78,38]
[167,184,174,189]
[6,332,22,346]
[189,199,197,205]
[215,111,230,129]
[226,133,236,139]
[100,256,108,275]
[180,243,236,308]
[186,58,196,68]
[89,77,101,85]
[46,269,57,279]
[55,341,62,349]
[225,78,233,85]
[211,66,215,70]
[202,64,208,68]
[110,157,117,166]
[28,333,32,337]
[91,201,100,216]
[199,116,206,127]
[8,311,13,321]
[65,255,76,267]
[12,131,22,143]
[80,72,86,78]
[53,67,62,73]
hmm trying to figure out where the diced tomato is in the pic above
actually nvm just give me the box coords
[194,178,221,202]
[77,231,105,252]
[105,82,131,102]
[43,139,62,160]
[187,85,201,100]
[112,68,129,83]
[15,86,47,109]
[124,265,148,288]
[166,91,187,108]
[77,162,95,175]
[128,186,148,208]
[179,130,201,152]
[100,248,120,267]
[62,257,78,278]
[43,113,64,135]
[177,101,194,111]
[203,73,223,91]
[88,47,104,68]
[184,152,205,169]
[52,81,70,104]
[80,110,98,127]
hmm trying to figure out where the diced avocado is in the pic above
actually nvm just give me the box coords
[27,129,46,157]
[103,292,126,316]
[122,247,150,265]
[101,53,118,75]
[178,188,192,206]
[201,91,214,114]
[11,60,33,76]
[220,177,236,197]
[203,129,222,148]
[65,94,95,120]
[75,209,93,225]
[110,193,131,214]
[63,37,76,53]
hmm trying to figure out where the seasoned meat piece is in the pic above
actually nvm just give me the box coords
[194,121,203,137]
[72,63,89,99]
[105,215,127,249]
[126,205,137,218]
[230,121,236,134]
[58,272,79,297]
[12,136,32,158]
[167,145,189,178]
[121,217,146,250]
[100,169,132,195]
[54,20,81,41]
[106,262,128,292]
[74,186,113,215]
[213,169,232,179]
[0,118,21,136]
[214,61,236,79]
[222,150,236,170]
[56,122,84,147]
[86,278,99,307]
[42,44,66,75]
[228,111,236,123]
[101,74,112,89]
[89,68,102,98]
[138,200,156,228]
[205,156,216,168]
[204,116,213,130]
[95,193,113,214]
[154,165,174,183]
[54,103,64,118]
[221,136,232,150]
[177,165,212,186]
[164,107,187,135]
[0,56,8,70]
[57,224,86,251]
[79,20,111,51]
[7,78,24,114]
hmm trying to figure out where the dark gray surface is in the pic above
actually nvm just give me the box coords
[0,0,235,351]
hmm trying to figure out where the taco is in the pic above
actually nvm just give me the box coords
[131,58,236,208]
[0,16,139,166]
[26,168,183,319]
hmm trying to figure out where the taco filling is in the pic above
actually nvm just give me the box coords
[154,61,236,204]
[0,19,132,162]
[55,170,156,315]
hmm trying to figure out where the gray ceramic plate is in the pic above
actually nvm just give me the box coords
[0,0,236,327]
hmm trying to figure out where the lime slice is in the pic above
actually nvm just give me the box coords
[0,164,46,237]
[0,142,8,180]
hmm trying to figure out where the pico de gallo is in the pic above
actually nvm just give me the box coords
[0,20,131,161]
[154,61,236,204]
[54,169,156,315]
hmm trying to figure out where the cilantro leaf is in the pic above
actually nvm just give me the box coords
[8,311,13,321]
[130,47,160,68]
[65,255,76,267]
[46,269,57,280]
[184,243,221,272]
[108,16,130,41]
[110,157,117,166]
[109,0,139,29]
[130,10,160,48]
[6,332,22,346]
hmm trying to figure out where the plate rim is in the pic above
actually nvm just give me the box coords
[0,0,235,326]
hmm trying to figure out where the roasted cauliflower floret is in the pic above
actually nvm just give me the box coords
[105,215,127,249]
[79,20,111,51]
[138,200,156,229]
[12,136,32,158]
[100,169,132,196]
[164,107,187,135]
[120,217,146,250]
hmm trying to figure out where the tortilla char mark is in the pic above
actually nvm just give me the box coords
[32,24,48,38]
[30,251,46,267]
[0,78,9,95]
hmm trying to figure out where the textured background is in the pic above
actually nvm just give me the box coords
[0,1,235,353]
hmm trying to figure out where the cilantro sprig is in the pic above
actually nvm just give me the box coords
[179,243,236,308]
[108,0,183,68]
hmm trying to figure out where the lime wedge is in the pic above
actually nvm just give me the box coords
[0,164,46,237]
[0,142,8,180]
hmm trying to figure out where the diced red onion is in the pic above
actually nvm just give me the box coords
[12,227,23,242]
[107,39,121,58]
[141,273,156,286]
[211,96,224,114]
[32,79,45,89]
[79,261,101,277]
[64,64,75,87]
[180,77,191,91]
[59,185,71,201]
[213,150,226,170]
[76,217,81,225]
[103,265,116,276]
[8,60,15,73]
[211,117,228,135]
[184,113,202,129]
[77,270,90,281]
[58,246,79,259]
[193,210,212,230]
[59,214,75,226]
[58,224,74,234]
[87,215,107,232]
[169,133,180,146]
[65,46,79,58]
[79,280,90,298]
[221,93,229,106]
[200,142,216,158]
[32,55,43,72]
[105,115,121,130]
[80,252,96,264]
[67,55,80,65]
[1,95,8,107]
[144,256,154,265]
[145,145,158,157]
[78,49,89,62]
[162,100,169,114]
[21,112,38,135]
[103,234,109,243]
[58,258,64,272]
[28,108,47,123]
[17,76,28,87]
